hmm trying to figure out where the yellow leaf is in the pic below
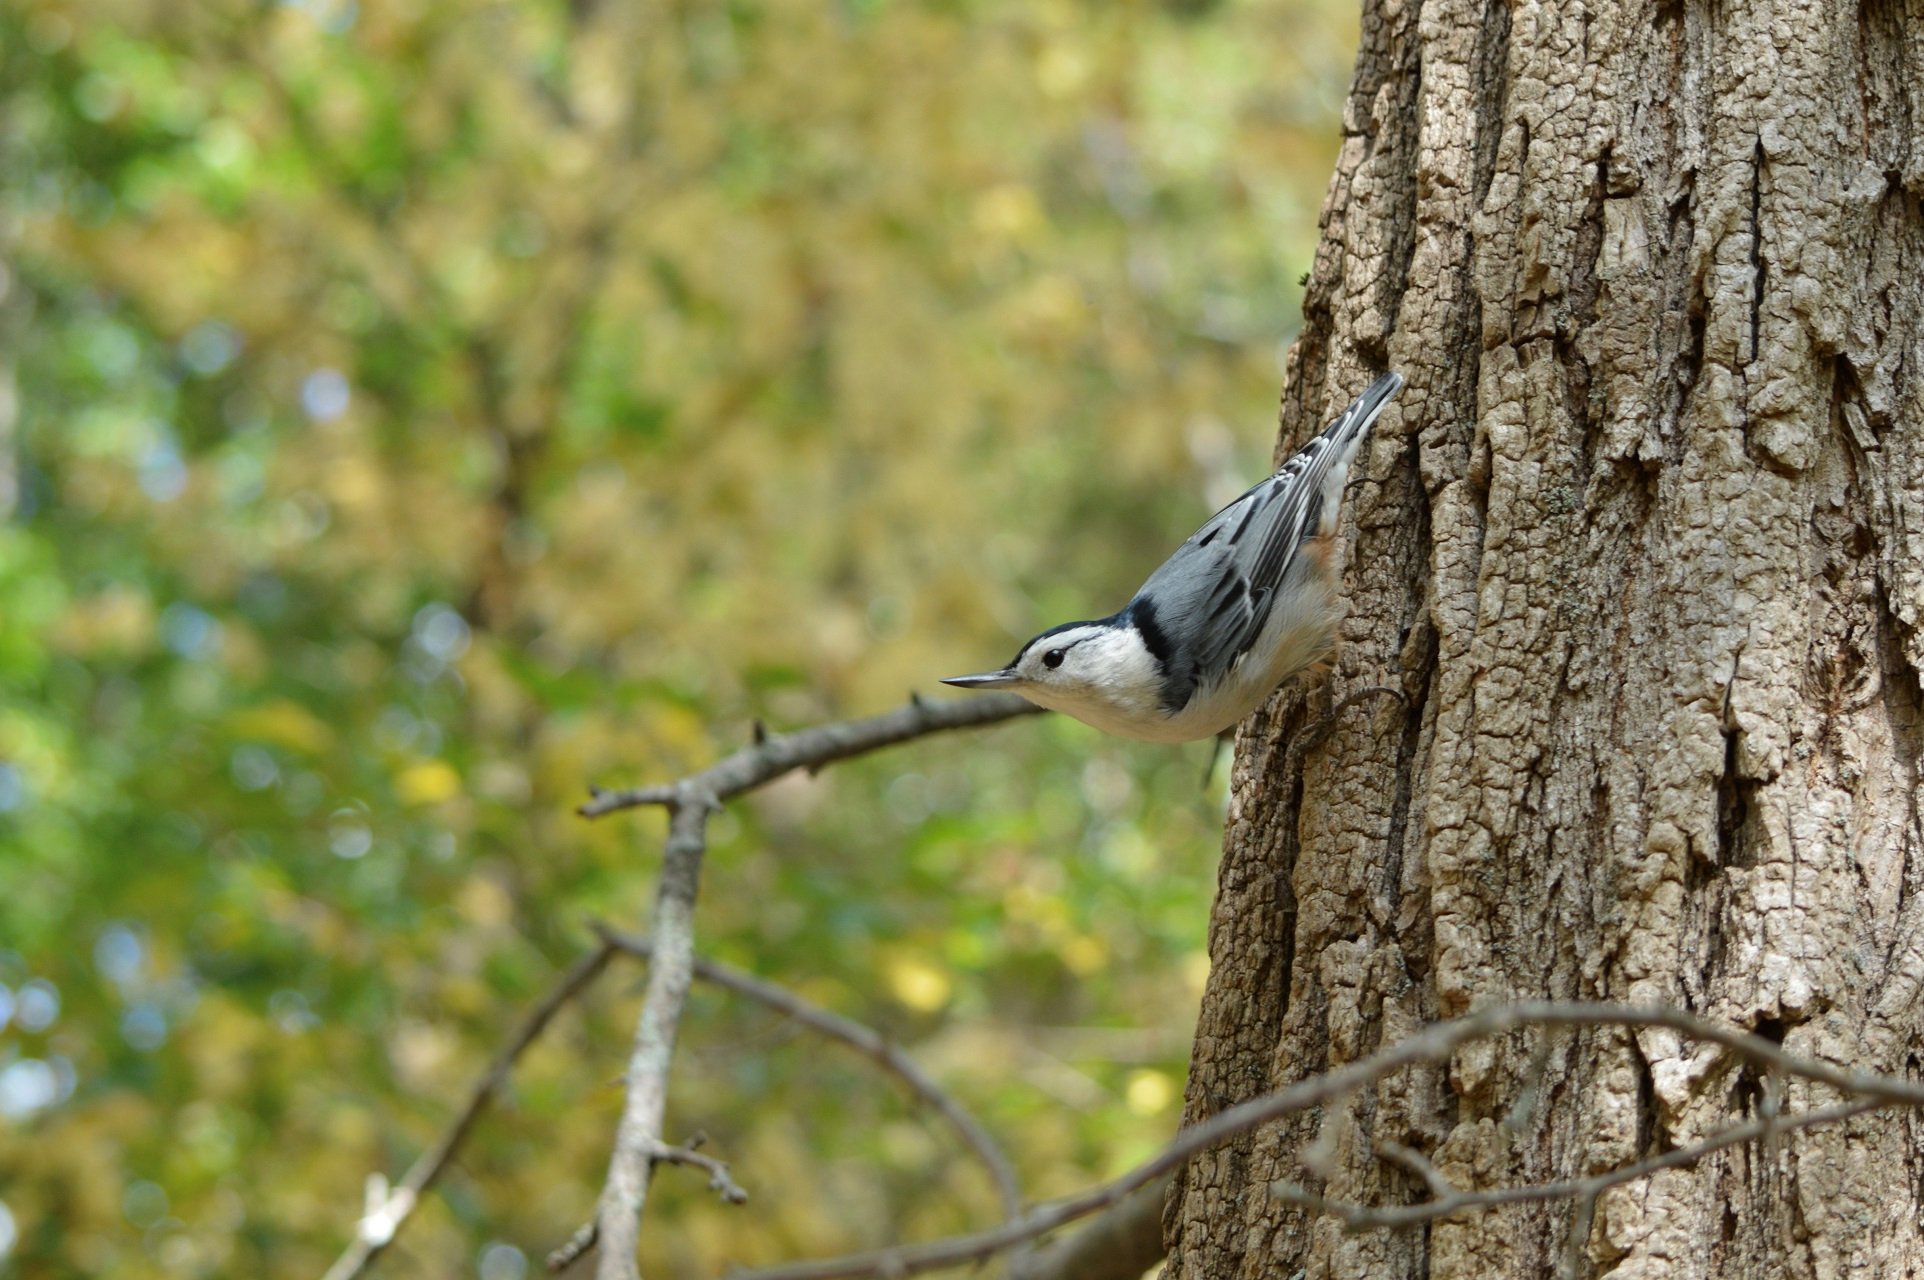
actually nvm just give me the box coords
[1010,274,1088,340]
[1036,42,1091,99]
[971,182,1043,244]
[453,875,512,928]
[1125,1069,1175,1116]
[52,585,154,658]
[883,954,953,1013]
[1183,950,1213,993]
[396,760,461,806]
[323,454,380,510]
[1060,934,1108,976]
[227,700,333,754]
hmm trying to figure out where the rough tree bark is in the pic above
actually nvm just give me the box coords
[1168,1,1924,1277]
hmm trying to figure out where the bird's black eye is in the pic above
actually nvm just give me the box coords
[1042,648,1065,669]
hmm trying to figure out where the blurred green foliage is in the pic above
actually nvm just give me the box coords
[0,0,1351,1274]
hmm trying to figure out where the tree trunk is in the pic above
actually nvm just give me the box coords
[1167,0,1924,1276]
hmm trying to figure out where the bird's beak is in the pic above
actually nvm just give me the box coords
[940,669,1020,690]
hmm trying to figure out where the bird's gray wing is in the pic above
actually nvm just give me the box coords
[1131,372,1402,710]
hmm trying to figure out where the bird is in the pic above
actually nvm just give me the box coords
[941,370,1403,742]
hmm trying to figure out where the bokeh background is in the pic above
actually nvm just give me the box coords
[0,0,1355,1274]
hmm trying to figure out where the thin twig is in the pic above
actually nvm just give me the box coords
[723,1002,1924,1280]
[1300,1091,1352,1179]
[1272,1097,1882,1228]
[547,1223,598,1274]
[596,926,1023,1222]
[1560,1191,1598,1280]
[652,1133,750,1205]
[320,943,619,1280]
[580,693,1044,817]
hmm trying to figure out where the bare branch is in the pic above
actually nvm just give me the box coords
[593,793,715,1280]
[580,693,1044,817]
[596,927,1022,1223]
[1003,1174,1170,1280]
[321,943,618,1280]
[1272,1097,1880,1229]
[1373,1140,1457,1200]
[724,1002,1924,1280]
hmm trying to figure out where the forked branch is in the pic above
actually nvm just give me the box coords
[579,693,1042,1279]
[321,944,620,1280]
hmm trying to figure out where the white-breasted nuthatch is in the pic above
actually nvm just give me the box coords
[942,371,1403,742]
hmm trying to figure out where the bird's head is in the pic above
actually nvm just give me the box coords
[942,618,1164,723]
